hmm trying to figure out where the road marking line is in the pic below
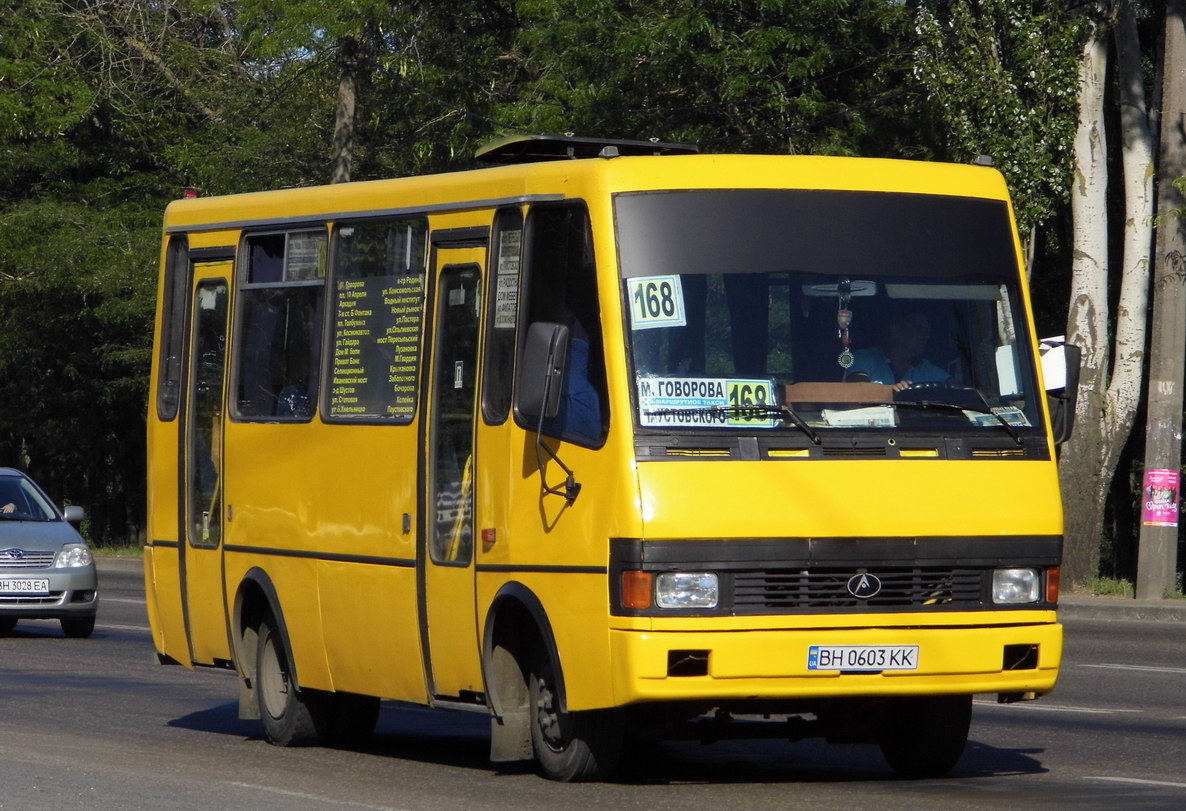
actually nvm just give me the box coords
[98,623,151,632]
[1086,776,1186,789]
[228,781,399,810]
[1080,663,1186,675]
[102,597,147,605]
[973,700,1139,715]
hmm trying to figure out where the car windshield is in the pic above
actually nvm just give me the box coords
[0,474,57,521]
[615,189,1043,436]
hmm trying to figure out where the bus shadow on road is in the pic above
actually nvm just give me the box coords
[166,701,1047,783]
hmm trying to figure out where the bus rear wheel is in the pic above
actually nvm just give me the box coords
[256,616,329,746]
[878,694,972,778]
[528,650,622,782]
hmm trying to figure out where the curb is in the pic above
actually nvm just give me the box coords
[96,556,144,575]
[1058,596,1186,623]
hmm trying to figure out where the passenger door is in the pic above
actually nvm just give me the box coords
[182,263,232,665]
[420,236,486,700]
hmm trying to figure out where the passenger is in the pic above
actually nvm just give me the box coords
[847,309,949,392]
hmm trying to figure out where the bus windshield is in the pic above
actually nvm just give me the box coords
[615,189,1043,436]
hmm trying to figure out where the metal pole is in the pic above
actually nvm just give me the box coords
[1137,0,1186,600]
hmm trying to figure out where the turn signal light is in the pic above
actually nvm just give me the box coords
[621,571,653,609]
[1046,566,1060,604]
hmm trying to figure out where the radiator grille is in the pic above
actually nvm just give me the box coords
[0,549,56,569]
[733,566,984,611]
[0,593,64,606]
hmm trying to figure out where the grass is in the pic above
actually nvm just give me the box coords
[92,544,143,557]
[1084,577,1134,598]
[1083,575,1186,600]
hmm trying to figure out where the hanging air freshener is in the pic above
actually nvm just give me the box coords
[836,278,854,369]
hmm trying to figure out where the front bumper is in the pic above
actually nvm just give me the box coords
[610,619,1062,705]
[0,565,99,620]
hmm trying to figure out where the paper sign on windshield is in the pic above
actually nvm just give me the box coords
[627,275,687,330]
[638,376,776,428]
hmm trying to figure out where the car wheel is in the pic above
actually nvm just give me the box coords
[60,614,96,638]
[529,648,622,782]
[255,615,329,746]
[879,694,972,778]
[0,617,17,635]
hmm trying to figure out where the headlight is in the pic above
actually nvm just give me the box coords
[655,572,718,609]
[993,568,1039,604]
[56,543,93,568]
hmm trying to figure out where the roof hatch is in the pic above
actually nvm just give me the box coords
[475,134,699,164]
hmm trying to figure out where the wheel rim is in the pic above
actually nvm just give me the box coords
[258,629,290,720]
[534,667,568,753]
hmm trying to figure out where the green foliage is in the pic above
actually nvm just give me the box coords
[1085,576,1135,597]
[0,195,158,543]
[499,0,927,157]
[912,0,1084,232]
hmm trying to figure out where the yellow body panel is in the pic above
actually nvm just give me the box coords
[144,152,1063,724]
[636,459,1062,539]
[610,620,1061,702]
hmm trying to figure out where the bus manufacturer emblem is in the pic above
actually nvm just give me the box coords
[847,572,881,599]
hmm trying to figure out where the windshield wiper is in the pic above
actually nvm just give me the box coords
[645,403,821,445]
[892,397,1024,447]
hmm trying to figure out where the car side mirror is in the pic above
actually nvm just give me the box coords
[63,505,86,526]
[518,321,570,424]
[1044,342,1081,446]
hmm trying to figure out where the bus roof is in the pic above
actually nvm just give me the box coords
[162,153,1012,235]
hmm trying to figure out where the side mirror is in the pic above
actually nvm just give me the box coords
[63,505,86,526]
[518,322,570,423]
[1044,342,1081,446]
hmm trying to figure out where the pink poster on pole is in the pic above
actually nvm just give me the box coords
[1141,469,1180,527]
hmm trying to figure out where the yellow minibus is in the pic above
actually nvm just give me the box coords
[145,135,1076,781]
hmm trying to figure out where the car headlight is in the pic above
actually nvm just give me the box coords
[656,572,719,609]
[993,568,1040,604]
[56,543,93,568]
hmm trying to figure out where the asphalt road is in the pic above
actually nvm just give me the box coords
[1,558,1184,810]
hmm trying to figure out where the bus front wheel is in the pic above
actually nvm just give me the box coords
[878,694,972,778]
[256,616,329,746]
[528,650,622,782]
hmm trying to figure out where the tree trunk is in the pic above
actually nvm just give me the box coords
[1059,25,1110,587]
[331,36,360,184]
[1105,0,1156,553]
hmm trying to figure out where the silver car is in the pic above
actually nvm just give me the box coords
[0,468,98,638]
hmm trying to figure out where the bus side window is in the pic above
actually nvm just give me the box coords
[156,235,189,421]
[483,207,523,424]
[518,203,608,447]
[234,230,326,421]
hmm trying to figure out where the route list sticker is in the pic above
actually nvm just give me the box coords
[329,273,423,420]
[637,376,776,428]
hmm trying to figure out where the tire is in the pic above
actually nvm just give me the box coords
[529,649,623,782]
[60,614,96,638]
[0,617,17,635]
[879,694,972,778]
[255,616,329,746]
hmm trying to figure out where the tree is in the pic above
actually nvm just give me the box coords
[911,1,1083,259]
[497,0,924,158]
[1059,1,1158,587]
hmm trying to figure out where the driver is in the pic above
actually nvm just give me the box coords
[847,309,949,392]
